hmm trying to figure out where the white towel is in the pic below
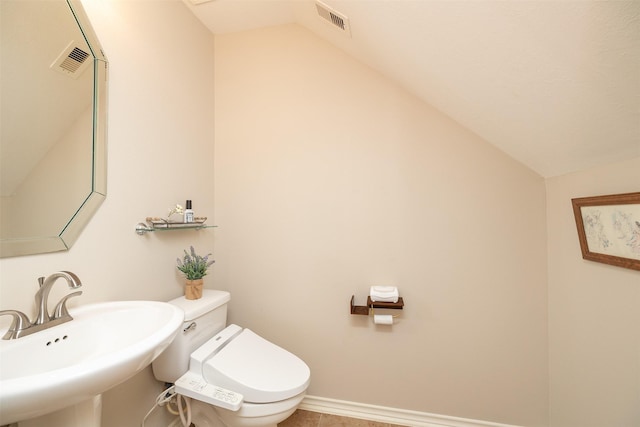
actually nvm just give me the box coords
[370,286,399,303]
[371,286,396,293]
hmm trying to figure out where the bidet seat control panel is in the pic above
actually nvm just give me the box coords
[175,372,243,411]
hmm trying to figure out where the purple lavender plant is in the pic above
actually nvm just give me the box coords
[176,246,215,280]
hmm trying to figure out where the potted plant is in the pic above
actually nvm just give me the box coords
[176,246,215,300]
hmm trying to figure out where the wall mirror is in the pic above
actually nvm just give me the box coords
[0,0,107,258]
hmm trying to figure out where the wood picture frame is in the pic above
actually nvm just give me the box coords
[571,192,640,271]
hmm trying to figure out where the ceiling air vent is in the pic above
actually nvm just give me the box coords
[316,1,351,37]
[50,41,91,79]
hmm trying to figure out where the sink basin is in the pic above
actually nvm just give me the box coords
[0,300,184,425]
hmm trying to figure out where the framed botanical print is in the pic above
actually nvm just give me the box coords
[572,192,640,271]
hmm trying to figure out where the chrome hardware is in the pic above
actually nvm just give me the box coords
[0,271,83,340]
[52,291,83,319]
[183,322,197,333]
[34,271,82,325]
[0,310,32,339]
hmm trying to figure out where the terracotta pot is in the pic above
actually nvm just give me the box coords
[185,279,203,300]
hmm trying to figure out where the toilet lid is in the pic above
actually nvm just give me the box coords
[202,328,310,403]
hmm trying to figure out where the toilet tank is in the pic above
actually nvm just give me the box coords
[152,289,231,383]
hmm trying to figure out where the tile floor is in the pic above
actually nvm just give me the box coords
[278,410,405,427]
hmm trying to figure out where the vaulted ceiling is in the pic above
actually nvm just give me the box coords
[185,0,640,178]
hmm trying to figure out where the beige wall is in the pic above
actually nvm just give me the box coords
[213,24,548,427]
[546,157,640,427]
[0,1,215,426]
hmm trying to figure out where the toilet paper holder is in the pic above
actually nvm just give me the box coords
[350,295,404,315]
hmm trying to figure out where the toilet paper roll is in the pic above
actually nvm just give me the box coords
[373,314,393,325]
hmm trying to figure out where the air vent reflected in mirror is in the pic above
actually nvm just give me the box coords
[50,41,91,79]
[316,1,351,37]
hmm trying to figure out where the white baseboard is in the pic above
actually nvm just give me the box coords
[168,394,524,427]
[299,395,523,427]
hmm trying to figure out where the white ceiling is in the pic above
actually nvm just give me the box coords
[184,0,640,178]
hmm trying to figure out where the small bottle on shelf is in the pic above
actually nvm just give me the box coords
[184,200,194,223]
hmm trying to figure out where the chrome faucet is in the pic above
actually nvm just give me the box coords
[0,271,83,340]
[34,271,82,325]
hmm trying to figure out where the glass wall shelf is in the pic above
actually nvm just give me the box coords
[135,217,216,235]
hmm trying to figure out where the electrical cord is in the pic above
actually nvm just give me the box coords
[178,393,192,426]
[141,385,192,427]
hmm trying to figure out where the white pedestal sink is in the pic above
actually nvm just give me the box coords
[18,395,102,427]
[0,300,184,426]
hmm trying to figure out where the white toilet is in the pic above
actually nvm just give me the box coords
[152,290,310,427]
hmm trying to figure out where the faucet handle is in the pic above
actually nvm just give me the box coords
[52,291,83,320]
[0,310,32,340]
[38,276,44,287]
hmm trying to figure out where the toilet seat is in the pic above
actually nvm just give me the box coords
[202,327,310,403]
[214,392,305,418]
[190,392,304,427]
